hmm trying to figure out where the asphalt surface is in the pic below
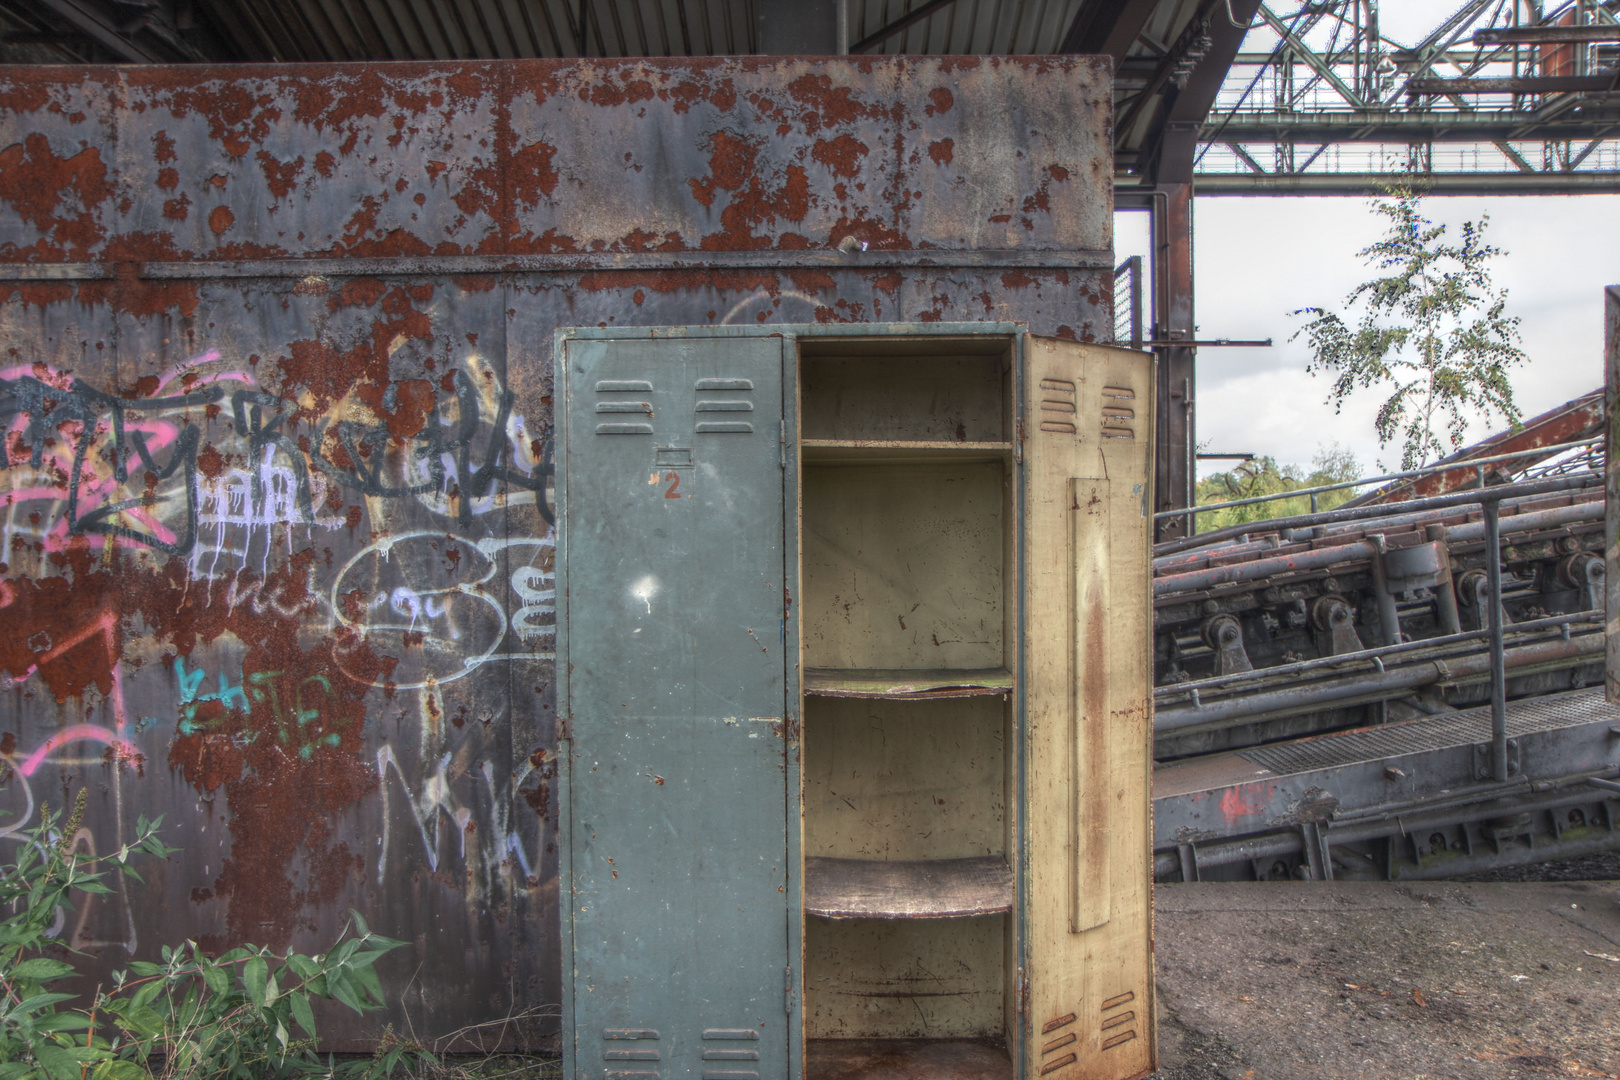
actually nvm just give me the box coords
[1149,880,1620,1080]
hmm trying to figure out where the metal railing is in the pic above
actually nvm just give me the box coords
[1155,436,1603,537]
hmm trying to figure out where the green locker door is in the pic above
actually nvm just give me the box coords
[558,333,789,1080]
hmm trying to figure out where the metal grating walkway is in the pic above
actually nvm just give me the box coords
[1238,687,1617,776]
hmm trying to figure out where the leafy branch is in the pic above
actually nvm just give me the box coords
[1291,180,1527,470]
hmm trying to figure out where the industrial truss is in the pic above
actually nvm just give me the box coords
[1188,0,1620,194]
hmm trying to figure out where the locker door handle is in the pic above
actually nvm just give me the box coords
[1070,478,1112,934]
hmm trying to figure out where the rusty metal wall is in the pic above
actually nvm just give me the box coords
[0,55,1114,1048]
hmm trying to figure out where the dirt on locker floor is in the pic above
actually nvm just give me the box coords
[1150,880,1620,1080]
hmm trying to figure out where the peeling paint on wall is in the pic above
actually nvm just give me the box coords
[0,55,1113,1048]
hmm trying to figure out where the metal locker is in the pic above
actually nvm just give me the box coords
[557,333,792,1080]
[558,325,1155,1080]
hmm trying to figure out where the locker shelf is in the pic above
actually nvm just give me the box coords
[802,439,1012,463]
[803,668,1012,699]
[804,856,1013,919]
[806,1037,1011,1080]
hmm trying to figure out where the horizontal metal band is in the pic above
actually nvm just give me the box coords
[1189,171,1620,196]
[0,247,1113,283]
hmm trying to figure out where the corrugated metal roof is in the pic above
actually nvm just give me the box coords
[848,0,1088,55]
[208,0,1110,62]
[208,0,757,61]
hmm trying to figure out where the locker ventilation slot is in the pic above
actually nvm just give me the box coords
[803,667,1012,700]
[804,856,1013,919]
[1100,990,1138,1051]
[1039,378,1077,435]
[695,378,754,434]
[595,381,656,435]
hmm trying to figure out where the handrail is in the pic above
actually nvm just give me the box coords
[1152,472,1601,558]
[1153,436,1601,530]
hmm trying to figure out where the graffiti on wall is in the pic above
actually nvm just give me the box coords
[0,343,555,952]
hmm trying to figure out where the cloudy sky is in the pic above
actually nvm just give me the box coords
[1115,193,1620,481]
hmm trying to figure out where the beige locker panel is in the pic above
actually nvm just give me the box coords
[1021,336,1156,1080]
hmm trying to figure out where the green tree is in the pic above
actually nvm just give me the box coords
[1194,444,1361,532]
[1291,182,1527,469]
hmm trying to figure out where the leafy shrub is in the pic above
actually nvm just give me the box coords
[0,789,432,1079]
[1193,445,1363,533]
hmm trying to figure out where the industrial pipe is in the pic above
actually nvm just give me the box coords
[1153,540,1378,597]
[1154,499,1604,600]
[1441,500,1603,543]
[1153,633,1603,733]
[1484,502,1509,782]
[1154,474,1598,558]
[1154,610,1601,701]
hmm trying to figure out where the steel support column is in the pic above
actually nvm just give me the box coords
[1152,181,1196,540]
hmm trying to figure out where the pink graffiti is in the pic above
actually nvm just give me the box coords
[16,724,141,777]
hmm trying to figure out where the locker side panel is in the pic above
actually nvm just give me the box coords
[1021,337,1156,1080]
[560,334,790,1080]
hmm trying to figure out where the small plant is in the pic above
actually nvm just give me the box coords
[0,789,433,1079]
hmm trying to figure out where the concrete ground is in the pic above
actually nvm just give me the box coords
[1151,880,1620,1080]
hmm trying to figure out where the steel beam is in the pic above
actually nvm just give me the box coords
[1475,25,1620,45]
[1059,0,1160,60]
[1408,73,1620,95]
[1190,170,1620,194]
[847,0,956,53]
[1200,109,1620,142]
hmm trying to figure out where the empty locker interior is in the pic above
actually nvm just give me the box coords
[798,338,1018,1066]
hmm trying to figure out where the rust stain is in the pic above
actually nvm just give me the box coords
[0,544,123,704]
[510,140,560,206]
[811,134,870,178]
[0,135,110,261]
[255,150,306,198]
[356,378,437,439]
[276,283,434,421]
[143,550,391,950]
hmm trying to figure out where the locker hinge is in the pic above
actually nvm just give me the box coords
[1014,418,1024,463]
[557,717,572,742]
[779,427,787,469]
[785,966,795,1016]
[1017,968,1029,1022]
